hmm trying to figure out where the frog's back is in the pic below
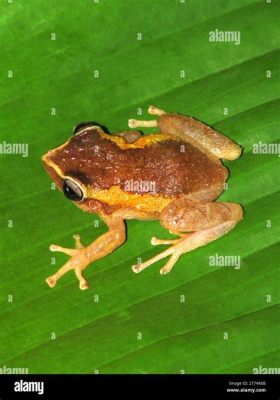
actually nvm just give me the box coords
[123,136,228,201]
[55,130,228,203]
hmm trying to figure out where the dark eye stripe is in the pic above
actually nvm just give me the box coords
[63,179,83,201]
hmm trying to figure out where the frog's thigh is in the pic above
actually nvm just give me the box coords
[160,197,243,232]
[132,198,243,275]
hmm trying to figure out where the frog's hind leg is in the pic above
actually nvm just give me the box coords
[132,199,243,275]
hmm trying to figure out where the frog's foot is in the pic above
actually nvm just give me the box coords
[132,243,181,275]
[132,226,225,276]
[132,204,242,276]
[46,234,89,290]
[46,216,126,290]
[128,105,168,129]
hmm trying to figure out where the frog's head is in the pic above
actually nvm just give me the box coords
[42,123,104,205]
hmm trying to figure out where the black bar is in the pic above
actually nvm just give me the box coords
[0,374,279,398]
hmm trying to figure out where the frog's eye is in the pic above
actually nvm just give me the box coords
[63,179,83,201]
[73,121,109,135]
[73,121,99,135]
[73,121,96,135]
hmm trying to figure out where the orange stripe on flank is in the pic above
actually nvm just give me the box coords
[87,185,174,213]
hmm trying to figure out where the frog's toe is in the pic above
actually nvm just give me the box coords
[131,246,176,274]
[50,244,78,257]
[160,253,180,275]
[151,236,180,246]
[46,275,57,288]
[148,105,166,116]
[73,234,84,249]
[131,264,142,273]
[128,106,166,129]
[75,267,89,290]
[80,281,89,290]
[128,118,157,129]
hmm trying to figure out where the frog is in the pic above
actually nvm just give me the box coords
[42,105,243,290]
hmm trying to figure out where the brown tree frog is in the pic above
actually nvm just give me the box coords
[42,105,243,290]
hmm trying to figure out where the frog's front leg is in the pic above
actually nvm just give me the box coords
[132,199,243,275]
[46,215,126,290]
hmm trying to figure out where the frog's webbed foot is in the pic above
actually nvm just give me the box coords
[132,226,234,275]
[46,216,126,291]
[132,224,235,276]
[46,234,89,290]
[132,201,243,276]
[128,105,166,128]
[132,234,186,275]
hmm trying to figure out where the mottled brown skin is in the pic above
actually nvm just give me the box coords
[44,128,228,214]
[42,105,243,290]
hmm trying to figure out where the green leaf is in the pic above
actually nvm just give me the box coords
[0,0,279,373]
